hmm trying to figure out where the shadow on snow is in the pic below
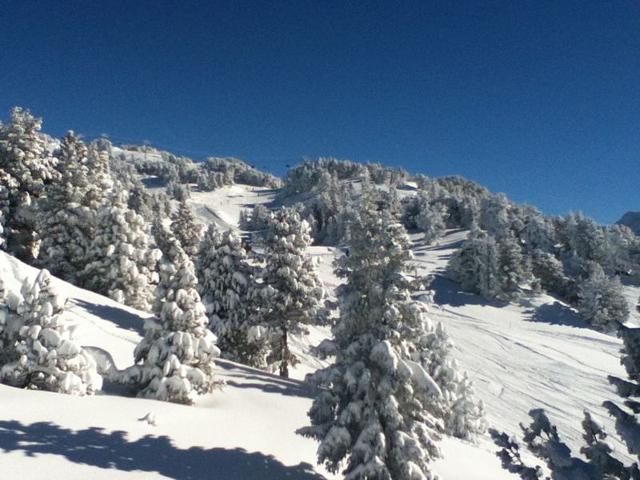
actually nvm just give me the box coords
[72,299,146,336]
[216,360,314,399]
[0,420,326,480]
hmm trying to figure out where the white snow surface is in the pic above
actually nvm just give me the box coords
[0,184,634,479]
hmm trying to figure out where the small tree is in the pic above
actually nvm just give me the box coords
[416,202,448,244]
[258,208,324,378]
[577,262,629,332]
[449,229,502,300]
[420,320,486,439]
[124,225,220,404]
[496,232,530,300]
[0,270,99,395]
[171,200,203,258]
[197,225,267,367]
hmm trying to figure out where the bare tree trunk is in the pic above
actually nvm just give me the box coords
[279,327,289,378]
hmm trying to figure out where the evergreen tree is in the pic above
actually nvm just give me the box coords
[420,320,485,439]
[299,205,444,480]
[577,262,629,332]
[0,107,58,260]
[124,226,220,404]
[496,233,530,300]
[479,194,511,238]
[258,208,324,378]
[0,274,22,366]
[449,229,502,300]
[416,202,448,244]
[196,225,267,367]
[0,270,99,395]
[82,189,160,310]
[171,200,203,258]
[37,132,93,282]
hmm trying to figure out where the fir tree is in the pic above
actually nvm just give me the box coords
[420,319,485,439]
[0,107,58,260]
[258,208,325,378]
[124,225,220,404]
[299,205,444,480]
[496,232,530,300]
[577,262,629,332]
[449,229,502,300]
[171,200,203,258]
[37,132,93,282]
[82,189,160,310]
[196,225,267,367]
[0,270,100,395]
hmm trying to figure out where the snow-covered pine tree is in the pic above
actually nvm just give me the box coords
[420,319,485,440]
[479,193,511,239]
[37,131,94,282]
[196,225,267,367]
[258,208,325,378]
[496,232,530,300]
[449,229,502,300]
[0,269,100,395]
[171,200,203,258]
[299,204,443,480]
[0,107,58,260]
[416,202,448,244]
[530,249,573,299]
[82,189,160,310]
[0,274,22,366]
[577,261,629,332]
[125,223,220,404]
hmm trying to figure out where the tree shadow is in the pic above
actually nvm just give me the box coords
[0,420,326,480]
[141,177,167,189]
[430,275,506,308]
[528,302,587,329]
[72,299,146,335]
[216,360,314,399]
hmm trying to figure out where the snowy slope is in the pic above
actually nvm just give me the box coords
[412,231,632,464]
[0,250,337,480]
[1,183,635,479]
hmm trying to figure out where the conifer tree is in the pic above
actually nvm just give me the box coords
[420,320,485,439]
[496,232,530,300]
[299,205,444,480]
[171,200,203,258]
[258,208,324,378]
[125,224,220,404]
[196,225,267,367]
[0,270,99,395]
[449,229,502,300]
[0,107,58,260]
[577,262,629,332]
[417,202,448,244]
[37,132,93,282]
[82,189,160,310]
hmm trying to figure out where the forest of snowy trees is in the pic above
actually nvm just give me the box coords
[1,106,640,478]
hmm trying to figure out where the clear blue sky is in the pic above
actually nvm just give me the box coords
[1,1,638,223]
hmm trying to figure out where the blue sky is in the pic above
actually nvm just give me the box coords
[1,1,638,223]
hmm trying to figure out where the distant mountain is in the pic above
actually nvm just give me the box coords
[617,211,640,235]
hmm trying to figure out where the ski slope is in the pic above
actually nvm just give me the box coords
[0,183,635,479]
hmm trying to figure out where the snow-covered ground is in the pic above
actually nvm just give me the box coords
[0,184,635,479]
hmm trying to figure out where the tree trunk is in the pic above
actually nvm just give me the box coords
[279,327,289,378]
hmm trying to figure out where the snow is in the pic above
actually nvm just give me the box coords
[188,184,275,229]
[0,186,636,478]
